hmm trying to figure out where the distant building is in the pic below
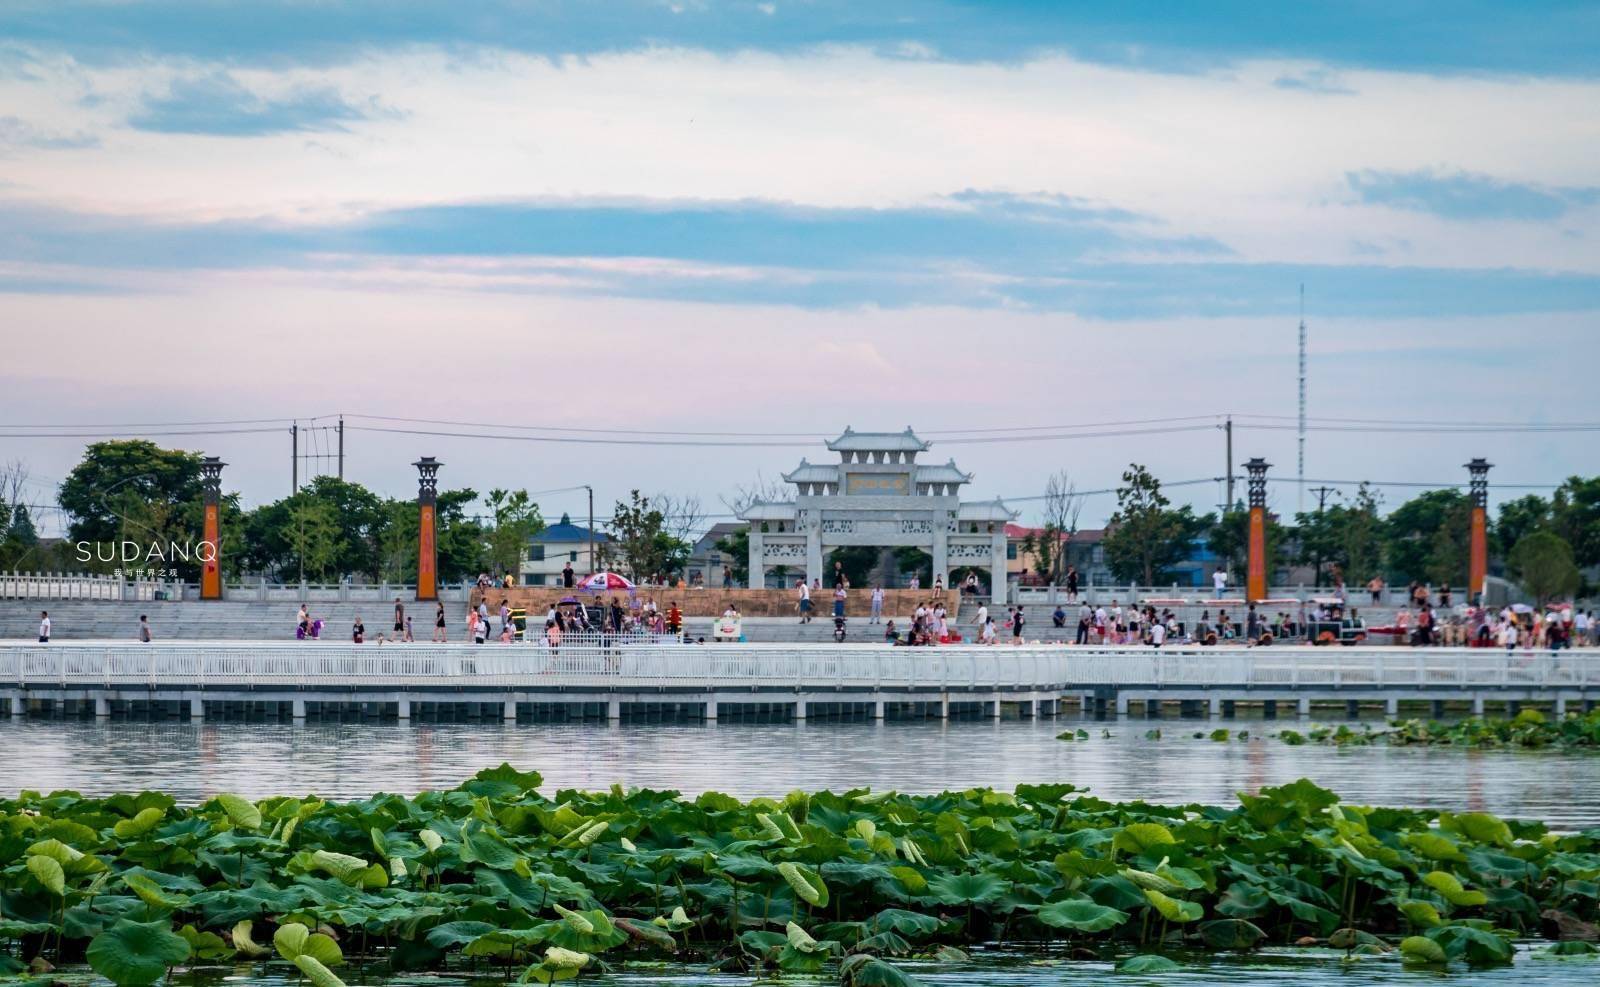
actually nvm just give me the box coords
[687,522,747,587]
[520,513,609,586]
[1004,525,1113,588]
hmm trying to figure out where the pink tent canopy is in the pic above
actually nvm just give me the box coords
[580,571,635,590]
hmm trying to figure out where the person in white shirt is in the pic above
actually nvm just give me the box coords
[1213,568,1228,599]
[798,580,813,624]
[1150,620,1166,647]
[38,611,50,643]
[1094,606,1108,642]
[973,603,988,632]
[869,585,884,624]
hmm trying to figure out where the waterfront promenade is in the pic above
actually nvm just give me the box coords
[3,640,1595,723]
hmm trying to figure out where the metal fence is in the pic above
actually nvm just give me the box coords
[1,642,1594,692]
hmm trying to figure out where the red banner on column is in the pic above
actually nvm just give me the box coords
[1247,506,1266,602]
[417,503,437,601]
[1469,506,1487,603]
[201,502,221,600]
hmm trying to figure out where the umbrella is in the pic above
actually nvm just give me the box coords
[558,596,578,605]
[580,572,635,591]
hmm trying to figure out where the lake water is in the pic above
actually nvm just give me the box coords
[3,715,1597,830]
[4,716,1597,986]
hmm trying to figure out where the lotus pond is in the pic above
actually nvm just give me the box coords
[2,767,1598,987]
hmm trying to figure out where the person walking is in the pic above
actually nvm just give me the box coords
[433,601,447,642]
[403,616,414,642]
[499,598,511,636]
[798,580,813,623]
[138,614,152,642]
[393,598,405,639]
[1011,605,1026,642]
[870,585,884,624]
[973,601,989,638]
[1065,565,1079,603]
[1212,567,1228,599]
[1075,602,1091,645]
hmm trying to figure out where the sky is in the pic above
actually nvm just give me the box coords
[1,1,1598,536]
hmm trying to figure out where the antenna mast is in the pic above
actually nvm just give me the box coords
[1297,284,1306,514]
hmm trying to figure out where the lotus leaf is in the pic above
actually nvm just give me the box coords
[1400,935,1448,965]
[1036,898,1130,932]
[86,919,191,986]
[1116,953,1181,972]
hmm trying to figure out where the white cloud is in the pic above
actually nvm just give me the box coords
[0,46,1596,271]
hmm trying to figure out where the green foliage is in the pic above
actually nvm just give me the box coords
[0,767,1590,983]
[1384,488,1471,585]
[1103,464,1205,585]
[1280,711,1600,749]
[604,490,689,581]
[1507,530,1581,603]
[1550,474,1600,567]
[484,489,545,579]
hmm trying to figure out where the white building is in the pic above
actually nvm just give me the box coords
[738,427,1016,604]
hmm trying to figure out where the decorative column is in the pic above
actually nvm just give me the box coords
[990,528,1008,606]
[1244,458,1270,602]
[746,528,763,589]
[413,457,442,601]
[199,457,225,600]
[1466,458,1492,604]
[804,519,822,587]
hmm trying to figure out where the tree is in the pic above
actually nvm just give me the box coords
[893,547,932,588]
[240,477,387,581]
[1210,508,1287,583]
[606,490,689,581]
[1038,470,1084,582]
[58,441,205,548]
[484,488,545,578]
[826,546,879,588]
[1424,499,1472,589]
[652,492,707,548]
[714,527,751,584]
[1507,530,1580,604]
[1339,483,1384,583]
[1495,494,1551,558]
[1550,476,1600,568]
[1383,488,1470,585]
[1102,464,1202,585]
[286,500,344,582]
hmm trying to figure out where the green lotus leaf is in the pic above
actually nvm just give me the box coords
[1398,899,1444,928]
[124,873,188,911]
[1197,918,1265,950]
[1037,898,1129,932]
[27,854,66,896]
[1113,822,1176,855]
[213,794,261,831]
[1142,889,1203,923]
[839,953,926,986]
[114,808,168,840]
[778,861,830,908]
[1422,871,1488,907]
[174,924,234,961]
[927,871,1007,906]
[293,953,347,987]
[86,919,191,986]
[274,922,310,960]
[27,838,85,864]
[230,920,271,958]
[1426,924,1514,966]
[1400,935,1448,965]
[1443,812,1512,847]
[1115,953,1181,972]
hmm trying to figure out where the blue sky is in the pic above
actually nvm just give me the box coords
[1,0,1597,528]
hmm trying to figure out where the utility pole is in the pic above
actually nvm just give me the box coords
[1297,284,1307,514]
[1309,485,1337,514]
[337,415,344,480]
[1223,416,1234,510]
[290,422,298,493]
[585,485,594,575]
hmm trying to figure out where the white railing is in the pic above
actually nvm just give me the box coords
[0,643,1594,692]
[0,573,164,602]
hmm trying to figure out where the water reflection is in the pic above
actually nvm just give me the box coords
[4,715,1596,827]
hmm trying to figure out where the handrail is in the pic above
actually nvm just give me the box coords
[0,643,1595,692]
